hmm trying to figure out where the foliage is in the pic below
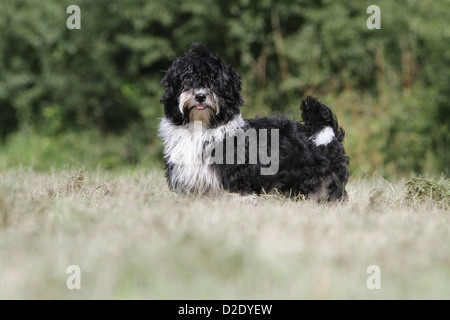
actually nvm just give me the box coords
[0,128,161,171]
[0,0,449,176]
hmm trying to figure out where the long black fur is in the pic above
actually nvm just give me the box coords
[160,43,243,127]
[160,43,349,201]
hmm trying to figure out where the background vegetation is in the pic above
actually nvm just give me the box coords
[0,0,449,177]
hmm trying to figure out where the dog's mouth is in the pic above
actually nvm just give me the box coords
[189,104,209,111]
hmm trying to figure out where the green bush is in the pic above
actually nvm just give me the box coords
[0,129,162,171]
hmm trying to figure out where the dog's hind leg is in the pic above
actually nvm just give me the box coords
[300,96,349,202]
[308,173,348,202]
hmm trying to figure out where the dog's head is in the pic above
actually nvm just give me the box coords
[160,43,243,127]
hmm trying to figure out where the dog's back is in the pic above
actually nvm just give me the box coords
[219,97,349,201]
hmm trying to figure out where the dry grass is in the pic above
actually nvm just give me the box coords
[0,168,449,299]
[405,177,449,209]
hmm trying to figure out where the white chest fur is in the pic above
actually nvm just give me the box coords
[158,116,245,195]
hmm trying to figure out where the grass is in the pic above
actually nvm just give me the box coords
[405,177,449,209]
[0,168,449,299]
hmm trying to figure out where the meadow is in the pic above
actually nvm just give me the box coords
[1,168,448,299]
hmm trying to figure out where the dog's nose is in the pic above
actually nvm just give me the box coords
[195,93,206,103]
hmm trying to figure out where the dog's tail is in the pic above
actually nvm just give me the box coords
[301,96,349,202]
[300,96,345,146]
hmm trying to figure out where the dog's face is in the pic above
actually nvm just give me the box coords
[160,43,243,127]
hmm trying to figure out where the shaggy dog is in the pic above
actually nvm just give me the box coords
[159,43,349,201]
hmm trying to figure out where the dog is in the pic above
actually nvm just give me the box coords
[159,43,349,201]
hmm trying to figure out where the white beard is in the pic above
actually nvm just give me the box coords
[158,115,245,195]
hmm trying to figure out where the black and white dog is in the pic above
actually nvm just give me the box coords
[159,43,349,201]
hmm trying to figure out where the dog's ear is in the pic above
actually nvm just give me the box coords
[219,63,243,108]
[211,63,243,125]
[160,60,184,124]
[229,65,243,108]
